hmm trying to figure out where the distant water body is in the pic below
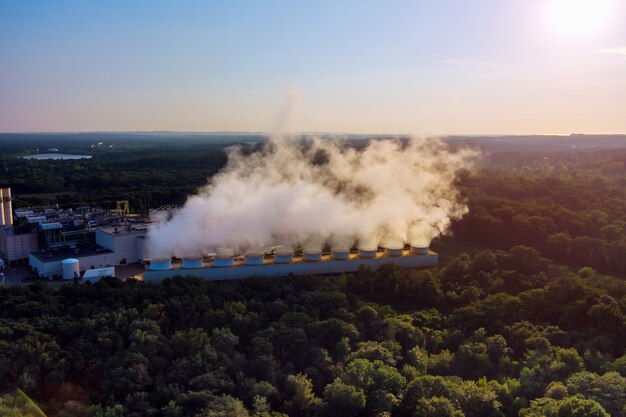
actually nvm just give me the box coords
[22,153,92,160]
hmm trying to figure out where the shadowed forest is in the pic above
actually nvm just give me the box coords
[0,134,625,416]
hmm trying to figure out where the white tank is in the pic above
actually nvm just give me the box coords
[384,246,404,257]
[213,254,234,267]
[331,247,350,260]
[410,245,429,255]
[182,257,203,269]
[274,248,294,264]
[358,246,377,259]
[150,258,172,271]
[61,258,80,280]
[244,251,265,266]
[303,250,322,262]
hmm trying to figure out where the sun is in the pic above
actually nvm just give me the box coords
[546,0,616,37]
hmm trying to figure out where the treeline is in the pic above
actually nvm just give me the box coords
[1,246,625,417]
[0,144,231,210]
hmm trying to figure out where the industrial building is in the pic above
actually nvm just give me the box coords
[0,187,149,279]
[29,224,147,279]
[2,186,438,283]
[144,246,438,282]
[1,188,141,267]
[0,188,39,264]
[83,266,116,282]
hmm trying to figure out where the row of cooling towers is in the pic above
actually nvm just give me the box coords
[149,244,431,271]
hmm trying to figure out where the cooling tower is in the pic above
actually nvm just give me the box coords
[303,249,322,262]
[384,246,404,257]
[410,245,429,255]
[331,247,350,260]
[182,257,204,269]
[214,254,234,267]
[61,258,80,280]
[150,258,172,271]
[244,251,265,266]
[274,248,294,264]
[358,246,377,259]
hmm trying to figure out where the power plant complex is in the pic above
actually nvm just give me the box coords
[0,186,438,283]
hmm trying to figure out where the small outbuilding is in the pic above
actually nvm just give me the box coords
[83,267,116,283]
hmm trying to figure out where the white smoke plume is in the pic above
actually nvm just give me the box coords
[147,136,477,258]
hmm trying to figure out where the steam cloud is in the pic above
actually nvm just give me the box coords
[147,136,477,258]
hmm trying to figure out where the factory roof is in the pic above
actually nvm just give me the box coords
[98,224,148,236]
[30,245,113,263]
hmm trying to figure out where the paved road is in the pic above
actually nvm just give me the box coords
[0,263,145,286]
[1,265,31,285]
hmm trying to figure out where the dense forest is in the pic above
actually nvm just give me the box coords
[1,249,625,416]
[0,134,625,416]
[454,148,626,275]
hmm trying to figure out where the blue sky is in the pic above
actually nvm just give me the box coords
[1,0,625,134]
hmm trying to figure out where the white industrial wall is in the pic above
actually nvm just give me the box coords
[29,254,59,277]
[136,237,146,261]
[96,230,143,263]
[95,230,116,251]
[1,231,38,262]
[0,229,5,260]
[145,253,439,282]
[75,252,122,270]
[114,233,139,263]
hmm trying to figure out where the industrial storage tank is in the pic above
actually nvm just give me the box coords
[303,249,322,262]
[384,246,404,257]
[61,258,80,280]
[150,258,172,271]
[244,251,265,266]
[274,248,294,264]
[331,247,350,260]
[182,257,204,269]
[410,245,429,255]
[358,246,377,259]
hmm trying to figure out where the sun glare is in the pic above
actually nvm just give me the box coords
[546,0,615,37]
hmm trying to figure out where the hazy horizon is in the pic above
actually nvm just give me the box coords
[2,130,626,137]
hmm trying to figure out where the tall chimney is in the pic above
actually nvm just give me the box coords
[2,188,12,227]
[0,188,4,227]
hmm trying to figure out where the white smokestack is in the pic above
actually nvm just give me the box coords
[147,136,477,258]
[0,188,5,227]
[1,188,12,227]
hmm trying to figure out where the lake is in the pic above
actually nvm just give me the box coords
[22,153,92,160]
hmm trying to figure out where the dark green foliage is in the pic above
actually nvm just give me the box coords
[451,152,626,274]
[520,395,610,417]
[318,380,366,417]
[0,248,624,416]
